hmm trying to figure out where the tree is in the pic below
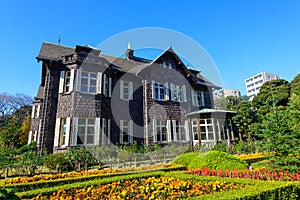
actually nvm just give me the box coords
[260,105,300,172]
[252,79,290,115]
[214,96,245,110]
[0,118,21,148]
[20,115,31,146]
[290,74,300,95]
[232,101,257,141]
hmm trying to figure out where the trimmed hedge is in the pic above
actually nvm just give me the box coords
[188,150,248,170]
[173,152,199,166]
[3,165,185,193]
[17,171,163,199]
[19,171,300,200]
[166,172,300,200]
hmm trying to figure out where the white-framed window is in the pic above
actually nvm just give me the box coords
[58,118,68,146]
[120,120,133,144]
[64,71,71,93]
[171,84,187,102]
[54,117,70,147]
[120,80,133,100]
[31,105,40,119]
[156,120,167,142]
[163,62,172,69]
[103,74,112,97]
[200,119,214,141]
[175,120,186,141]
[80,71,97,93]
[101,118,111,145]
[152,81,169,101]
[77,118,95,145]
[192,90,205,106]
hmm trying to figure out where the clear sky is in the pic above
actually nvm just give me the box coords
[0,0,299,97]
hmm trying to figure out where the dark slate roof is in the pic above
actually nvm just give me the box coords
[36,42,219,88]
[37,42,74,61]
[33,85,44,101]
[100,54,149,73]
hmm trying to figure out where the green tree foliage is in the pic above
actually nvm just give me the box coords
[232,101,257,141]
[20,115,31,146]
[214,96,245,110]
[0,117,21,148]
[252,79,290,115]
[290,74,300,95]
[260,105,300,172]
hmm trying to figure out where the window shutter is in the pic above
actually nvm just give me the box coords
[185,120,190,141]
[34,131,37,141]
[172,120,177,142]
[31,106,35,118]
[153,119,157,143]
[101,119,105,145]
[76,69,81,92]
[165,82,169,100]
[72,117,78,146]
[96,72,102,94]
[107,119,111,145]
[36,105,40,118]
[129,81,133,100]
[191,90,195,106]
[28,131,32,144]
[170,83,175,100]
[167,120,171,142]
[120,120,123,144]
[103,74,107,96]
[183,85,187,102]
[151,80,155,99]
[201,91,205,106]
[120,80,124,100]
[108,77,112,97]
[59,71,65,94]
[70,69,75,92]
[65,117,71,146]
[94,118,101,145]
[130,120,133,143]
[54,118,60,147]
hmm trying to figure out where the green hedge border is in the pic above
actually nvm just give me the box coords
[166,172,300,200]
[17,170,300,200]
[3,165,185,193]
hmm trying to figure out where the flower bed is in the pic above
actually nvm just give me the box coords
[31,176,248,200]
[235,153,268,165]
[186,167,300,181]
[2,163,181,185]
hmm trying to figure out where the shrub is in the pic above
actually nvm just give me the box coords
[44,153,72,172]
[188,150,248,170]
[172,152,199,166]
[0,188,19,200]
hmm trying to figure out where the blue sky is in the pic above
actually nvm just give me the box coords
[0,0,299,97]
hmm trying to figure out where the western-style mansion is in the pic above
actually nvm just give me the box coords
[29,42,235,153]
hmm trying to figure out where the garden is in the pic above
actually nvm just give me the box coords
[0,143,299,200]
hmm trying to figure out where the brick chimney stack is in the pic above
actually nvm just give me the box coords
[126,42,134,60]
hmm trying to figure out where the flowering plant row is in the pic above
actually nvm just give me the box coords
[186,167,300,181]
[31,176,248,200]
[235,153,267,160]
[3,164,179,185]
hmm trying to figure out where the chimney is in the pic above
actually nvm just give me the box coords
[126,42,134,59]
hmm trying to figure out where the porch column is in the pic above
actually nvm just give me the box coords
[226,120,231,145]
[217,119,221,141]
[212,118,217,143]
[229,119,234,142]
[197,119,201,146]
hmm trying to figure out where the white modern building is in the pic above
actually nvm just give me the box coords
[214,88,241,99]
[245,72,280,101]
